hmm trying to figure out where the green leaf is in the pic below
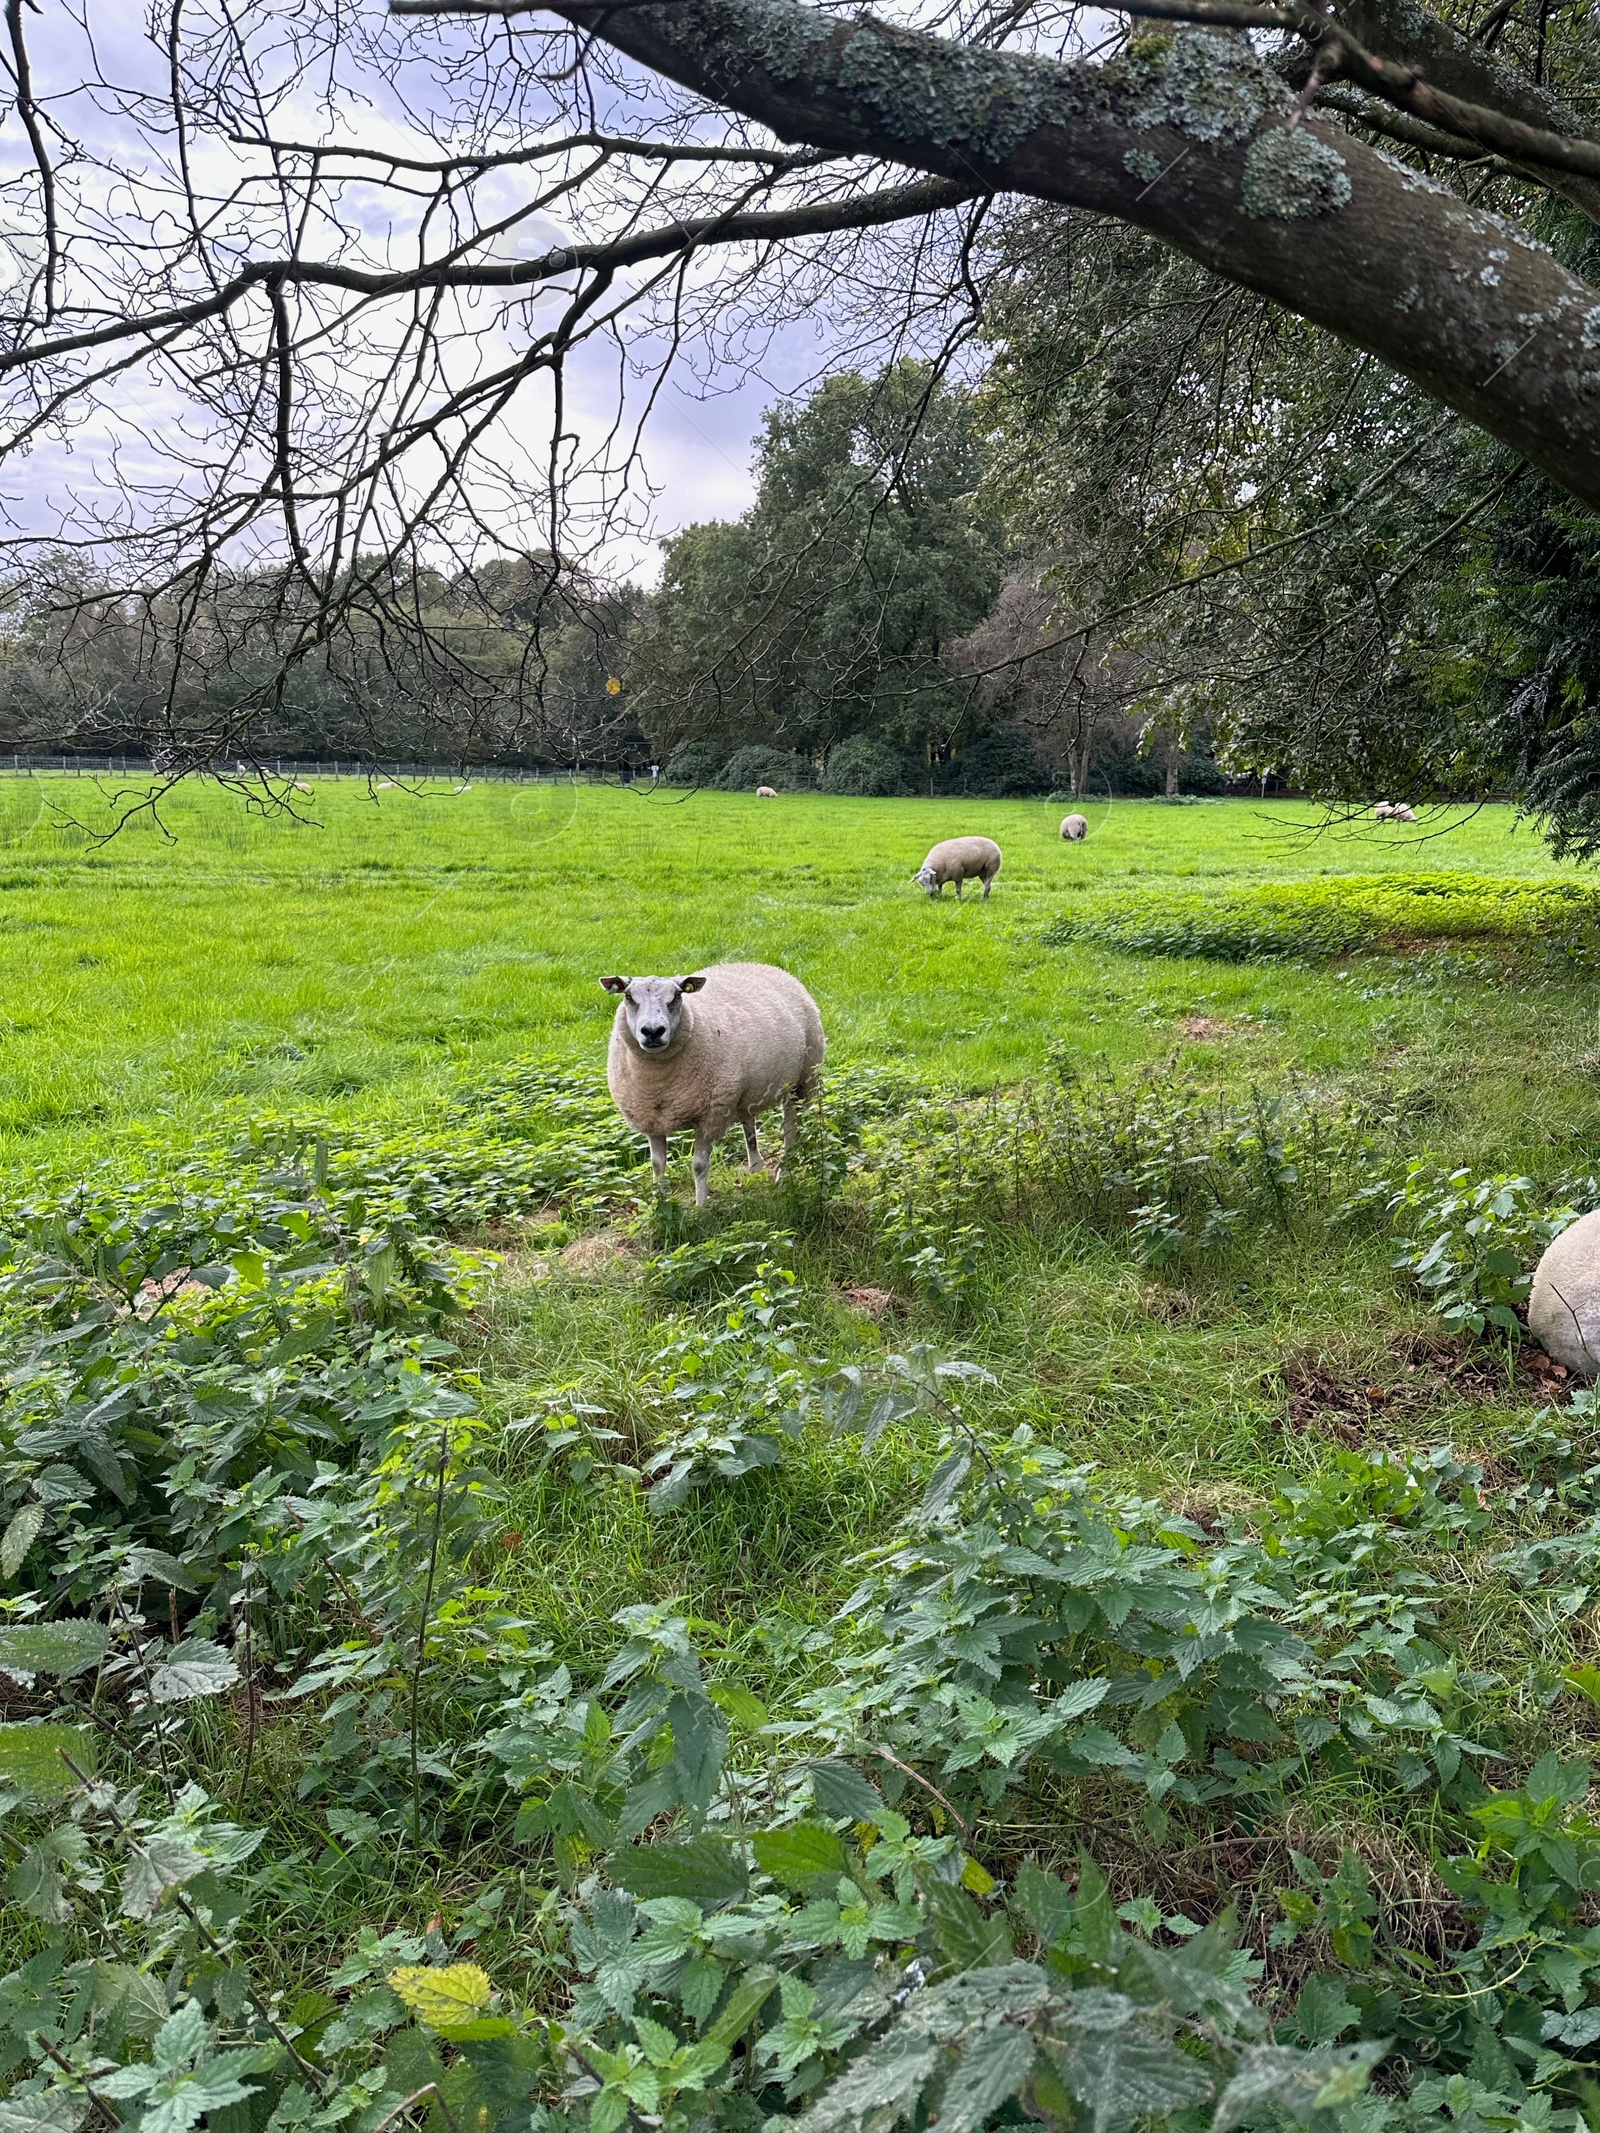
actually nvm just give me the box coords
[917,1450,971,1524]
[1,1504,45,1579]
[1564,1664,1600,1710]
[1073,1854,1116,1966]
[0,2098,84,2133]
[1055,2021,1213,2133]
[709,1683,768,1733]
[1213,2040,1387,2132]
[0,1723,93,1801]
[610,1838,748,1905]
[936,2025,1037,2133]
[926,1882,1013,1970]
[703,1966,779,2049]
[0,1621,111,1680]
[795,2026,940,2131]
[1012,1862,1076,1953]
[1288,1974,1361,2046]
[807,1758,887,1825]
[149,1639,240,1703]
[121,1548,201,1594]
[753,1823,852,1890]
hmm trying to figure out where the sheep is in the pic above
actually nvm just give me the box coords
[756,785,778,798]
[600,962,825,1206]
[1391,802,1418,822]
[1060,813,1088,842]
[915,835,1002,900]
[1374,802,1396,821]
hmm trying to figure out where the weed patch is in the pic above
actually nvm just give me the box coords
[1044,872,1600,967]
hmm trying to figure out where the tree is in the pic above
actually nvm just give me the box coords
[973,203,1519,815]
[626,363,1002,769]
[5,0,1600,798]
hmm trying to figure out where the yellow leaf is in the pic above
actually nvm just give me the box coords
[605,677,622,696]
[960,1858,997,1896]
[389,1963,495,2031]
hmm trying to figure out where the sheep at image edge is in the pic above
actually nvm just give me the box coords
[600,962,825,1206]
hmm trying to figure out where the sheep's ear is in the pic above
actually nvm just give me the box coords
[676,973,708,994]
[599,975,630,993]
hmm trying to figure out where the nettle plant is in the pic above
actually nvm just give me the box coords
[1348,1161,1600,1339]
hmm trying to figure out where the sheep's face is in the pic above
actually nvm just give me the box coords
[600,972,707,1052]
[914,865,938,894]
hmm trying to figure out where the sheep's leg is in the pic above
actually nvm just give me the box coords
[648,1134,669,1186]
[982,873,994,899]
[954,877,965,900]
[741,1117,761,1169]
[781,1094,799,1162]
[691,1130,714,1206]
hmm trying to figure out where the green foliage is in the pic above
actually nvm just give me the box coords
[664,740,729,786]
[1043,873,1600,966]
[626,362,1002,765]
[1355,1162,1596,1336]
[715,748,813,793]
[820,737,910,797]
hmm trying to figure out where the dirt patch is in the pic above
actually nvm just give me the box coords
[1284,1331,1569,1441]
[1179,1015,1235,1041]
[557,1227,637,1278]
[839,1284,901,1320]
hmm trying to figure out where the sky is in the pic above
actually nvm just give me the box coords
[0,0,934,590]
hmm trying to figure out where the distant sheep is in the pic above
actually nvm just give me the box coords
[1374,802,1395,820]
[916,835,1002,900]
[756,785,778,798]
[1392,803,1418,822]
[600,962,825,1206]
[1060,814,1088,842]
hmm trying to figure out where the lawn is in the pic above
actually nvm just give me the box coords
[5,778,1600,2133]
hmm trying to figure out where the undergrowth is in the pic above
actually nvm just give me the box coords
[5,1057,1600,2133]
[1041,874,1600,968]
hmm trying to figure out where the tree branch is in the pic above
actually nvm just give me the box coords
[393,0,1600,506]
[0,177,976,379]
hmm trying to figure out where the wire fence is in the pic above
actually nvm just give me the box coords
[0,756,642,781]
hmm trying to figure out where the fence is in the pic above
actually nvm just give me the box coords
[0,756,640,781]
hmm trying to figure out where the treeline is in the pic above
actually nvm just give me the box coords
[0,553,645,776]
[5,196,1596,824]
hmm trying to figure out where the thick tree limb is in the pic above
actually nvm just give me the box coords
[1115,0,1600,192]
[394,0,1600,506]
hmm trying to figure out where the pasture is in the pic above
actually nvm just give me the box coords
[8,777,1600,2125]
[0,778,1586,1165]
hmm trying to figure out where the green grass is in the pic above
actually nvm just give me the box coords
[12,775,1600,2084]
[0,779,1587,1173]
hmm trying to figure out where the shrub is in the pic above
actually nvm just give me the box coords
[663,739,729,786]
[715,745,813,792]
[820,735,909,796]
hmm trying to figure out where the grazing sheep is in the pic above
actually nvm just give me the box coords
[1374,802,1396,821]
[1530,1210,1600,1378]
[1391,802,1418,822]
[600,962,825,1206]
[756,785,778,798]
[915,835,1002,900]
[1060,814,1088,842]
